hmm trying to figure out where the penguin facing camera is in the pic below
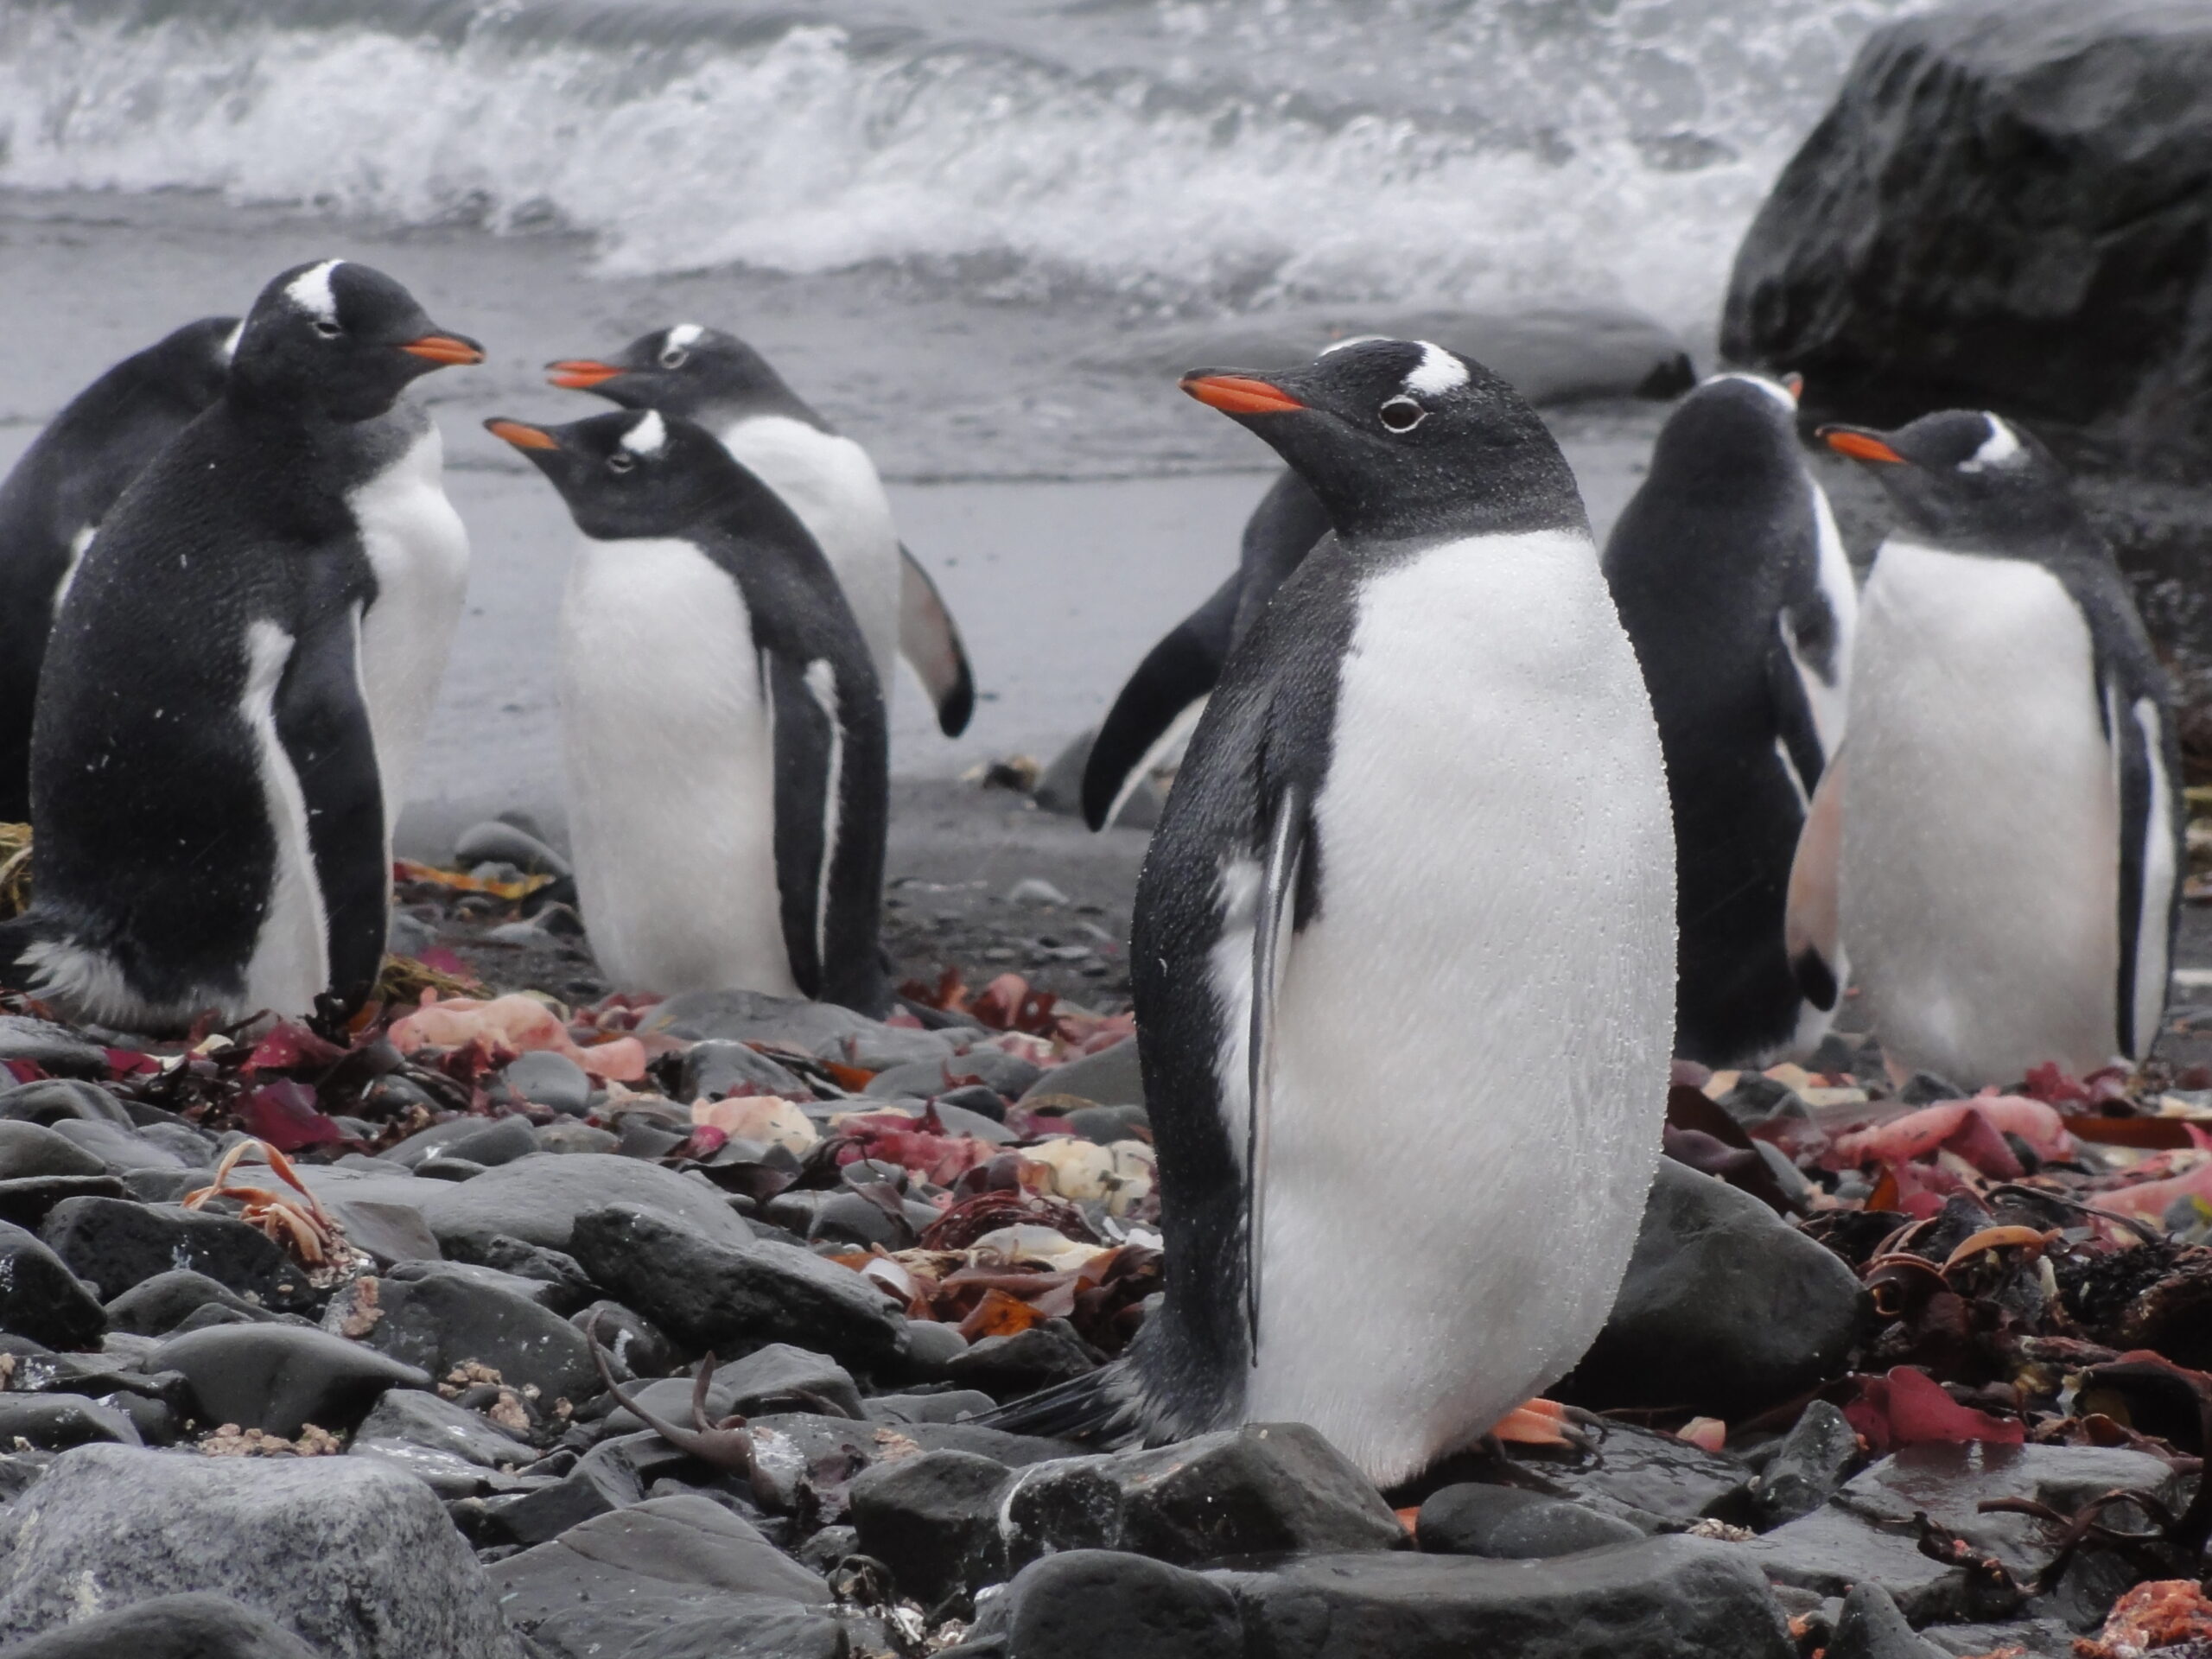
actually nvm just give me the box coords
[1602,371,1856,1067]
[1802,410,2179,1090]
[7,260,482,1030]
[991,340,1675,1484]
[0,315,242,823]
[487,407,893,1017]
[544,325,975,739]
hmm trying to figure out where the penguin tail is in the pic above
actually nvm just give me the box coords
[976,1361,1143,1447]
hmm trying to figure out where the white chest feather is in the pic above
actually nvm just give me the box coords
[1841,542,2119,1084]
[557,536,797,998]
[1225,530,1676,1483]
[347,418,469,828]
[239,617,333,1017]
[718,416,900,687]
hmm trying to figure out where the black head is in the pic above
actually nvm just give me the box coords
[136,316,244,408]
[1819,410,2077,548]
[545,323,818,427]
[1646,371,1807,490]
[485,408,773,541]
[1180,338,1584,543]
[228,261,483,424]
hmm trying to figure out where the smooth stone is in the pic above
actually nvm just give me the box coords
[1416,1484,1645,1559]
[413,1154,756,1255]
[809,1190,912,1250]
[640,989,932,1068]
[1560,1159,1865,1419]
[353,1387,533,1470]
[0,1079,133,1128]
[1065,1105,1148,1146]
[568,1205,903,1370]
[0,1218,106,1350]
[944,1323,1097,1401]
[436,1116,542,1169]
[49,1116,188,1172]
[745,1413,1080,1519]
[1221,1536,1791,1659]
[932,1102,1015,1143]
[605,1344,865,1435]
[899,1319,969,1381]
[0,1444,518,1656]
[41,1197,312,1310]
[1749,1400,1861,1529]
[0,1174,127,1231]
[387,1117,506,1168]
[502,1052,591,1116]
[153,1324,430,1438]
[1021,1039,1143,1109]
[865,1389,996,1425]
[572,1300,677,1382]
[0,1018,110,1080]
[444,1235,596,1314]
[319,1194,442,1266]
[455,819,570,877]
[850,1449,1018,1604]
[995,1549,1240,1659]
[678,1040,809,1102]
[0,1393,141,1450]
[527,1596,848,1659]
[536,1121,620,1155]
[484,1495,829,1630]
[0,1121,106,1180]
[868,1047,1041,1102]
[1830,1581,1948,1659]
[416,1154,488,1182]
[1483,1417,1754,1532]
[0,1592,319,1659]
[137,1121,219,1164]
[103,1268,288,1338]
[345,1262,598,1405]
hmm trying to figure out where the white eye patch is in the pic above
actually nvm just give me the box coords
[284,260,343,324]
[1959,415,2022,473]
[1403,340,1468,397]
[665,323,705,352]
[620,410,669,456]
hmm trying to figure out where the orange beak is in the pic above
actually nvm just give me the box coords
[1821,427,1905,465]
[1180,373,1306,416]
[547,359,624,391]
[485,418,559,452]
[400,334,485,366]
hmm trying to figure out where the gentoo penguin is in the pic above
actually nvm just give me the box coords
[8,261,482,1029]
[1081,467,1330,830]
[0,316,240,822]
[996,340,1676,1484]
[1602,372,1856,1067]
[544,326,975,736]
[486,407,893,1016]
[1805,410,2180,1089]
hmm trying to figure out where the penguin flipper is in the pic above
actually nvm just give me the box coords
[1766,620,1831,806]
[275,601,389,1014]
[765,650,839,1001]
[896,544,976,738]
[1245,780,1308,1357]
[1783,747,1845,1013]
[2111,684,2182,1058]
[1080,573,1240,831]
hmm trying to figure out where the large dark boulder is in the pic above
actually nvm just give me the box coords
[1722,0,2212,472]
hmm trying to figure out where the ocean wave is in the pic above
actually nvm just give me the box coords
[0,0,1925,336]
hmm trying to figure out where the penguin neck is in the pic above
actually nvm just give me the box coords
[1324,447,1590,549]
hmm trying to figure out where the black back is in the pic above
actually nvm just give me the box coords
[19,261,475,1023]
[493,409,893,1017]
[0,317,238,821]
[1602,375,1843,1065]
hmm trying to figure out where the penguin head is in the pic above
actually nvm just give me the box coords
[545,324,815,426]
[1819,410,2073,545]
[1180,339,1582,542]
[230,260,483,423]
[484,408,757,540]
[137,316,244,410]
[1645,372,1807,486]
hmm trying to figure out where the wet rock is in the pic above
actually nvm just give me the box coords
[501,1052,591,1116]
[153,1324,430,1437]
[1478,1417,1755,1531]
[51,1116,189,1173]
[0,1393,141,1450]
[1415,1484,1643,1559]
[899,1319,969,1381]
[1561,1160,1863,1419]
[678,1040,809,1102]
[0,1078,133,1128]
[41,1197,312,1310]
[869,1047,1041,1102]
[346,1262,598,1405]
[573,1300,676,1382]
[0,1592,320,1659]
[528,1597,849,1659]
[1226,1535,1791,1659]
[0,1173,126,1230]
[809,1189,911,1250]
[745,1413,1077,1520]
[606,1344,865,1435]
[0,1017,110,1080]
[1065,1104,1148,1146]
[568,1205,902,1370]
[850,1448,1014,1603]
[944,1322,1097,1401]
[0,1219,106,1350]
[442,1234,595,1314]
[0,1444,518,1656]
[641,989,930,1066]
[1830,1581,1947,1659]
[867,1389,997,1425]
[318,1193,441,1267]
[1022,1039,1143,1109]
[1748,1400,1861,1529]
[535,1120,620,1155]
[435,1116,541,1169]
[0,1121,106,1180]
[999,1549,1241,1659]
[485,1495,828,1631]
[413,1153,755,1255]
[1739,1442,2183,1624]
[353,1387,532,1470]
[103,1268,289,1338]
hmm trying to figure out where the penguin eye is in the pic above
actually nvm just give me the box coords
[312,320,342,339]
[658,346,690,369]
[607,452,637,474]
[1379,396,1426,434]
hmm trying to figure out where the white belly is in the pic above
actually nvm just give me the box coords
[558,536,798,998]
[1236,531,1676,1484]
[349,416,469,832]
[1841,542,2119,1086]
[718,416,900,693]
[239,618,332,1018]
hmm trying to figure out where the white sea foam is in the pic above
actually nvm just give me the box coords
[0,0,1929,339]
